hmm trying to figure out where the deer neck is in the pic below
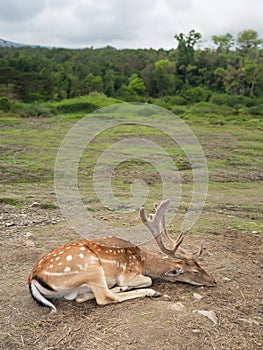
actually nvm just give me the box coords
[140,249,176,278]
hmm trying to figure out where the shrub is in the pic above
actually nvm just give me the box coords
[21,93,46,103]
[53,101,98,114]
[20,103,53,117]
[137,106,156,117]
[246,104,263,116]
[210,93,245,108]
[162,95,188,106]
[170,106,186,115]
[0,96,12,111]
[191,102,234,116]
[184,87,212,103]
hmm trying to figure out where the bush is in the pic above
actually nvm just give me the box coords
[0,96,12,111]
[170,106,186,115]
[19,103,53,118]
[137,106,156,117]
[52,101,98,114]
[210,93,245,108]
[184,87,212,103]
[162,95,188,106]
[191,102,234,116]
[246,104,263,116]
[21,93,46,103]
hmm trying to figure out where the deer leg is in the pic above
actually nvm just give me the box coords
[89,274,159,305]
[75,286,129,303]
[76,292,95,303]
[118,274,153,289]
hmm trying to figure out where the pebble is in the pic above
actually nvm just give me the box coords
[168,302,185,312]
[193,292,203,300]
[195,310,218,325]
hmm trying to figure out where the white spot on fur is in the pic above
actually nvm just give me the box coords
[80,246,86,251]
[58,262,62,266]
[64,266,71,272]
[79,253,84,259]
[66,246,71,250]
[56,257,60,261]
[59,251,64,255]
[49,264,54,269]
[66,255,72,261]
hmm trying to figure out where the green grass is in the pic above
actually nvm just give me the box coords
[0,95,262,235]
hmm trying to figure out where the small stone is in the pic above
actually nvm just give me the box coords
[193,292,203,300]
[168,302,185,312]
[222,277,231,282]
[196,310,218,325]
[30,202,40,208]
[23,239,35,247]
[23,232,32,238]
[5,222,15,227]
[192,329,201,334]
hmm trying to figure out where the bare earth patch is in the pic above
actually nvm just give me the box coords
[0,205,262,350]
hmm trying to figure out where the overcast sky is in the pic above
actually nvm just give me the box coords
[0,0,262,49]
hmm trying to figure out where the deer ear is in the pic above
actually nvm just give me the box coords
[165,268,183,277]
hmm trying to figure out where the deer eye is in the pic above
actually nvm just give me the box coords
[193,270,200,275]
[165,268,183,277]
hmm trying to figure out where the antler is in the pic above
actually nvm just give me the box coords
[140,199,203,260]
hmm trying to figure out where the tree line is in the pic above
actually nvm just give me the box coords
[0,29,262,103]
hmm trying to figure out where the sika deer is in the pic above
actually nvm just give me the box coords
[28,199,216,313]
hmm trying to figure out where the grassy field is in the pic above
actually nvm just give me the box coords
[0,95,262,349]
[1,95,262,230]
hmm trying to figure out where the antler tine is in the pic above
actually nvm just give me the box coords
[193,241,203,258]
[139,199,170,238]
[140,200,187,259]
[154,202,204,260]
[154,202,177,245]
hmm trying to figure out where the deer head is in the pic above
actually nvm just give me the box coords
[139,199,216,287]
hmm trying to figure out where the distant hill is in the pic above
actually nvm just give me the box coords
[0,38,27,47]
[0,38,39,48]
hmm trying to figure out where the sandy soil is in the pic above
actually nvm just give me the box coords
[0,204,262,350]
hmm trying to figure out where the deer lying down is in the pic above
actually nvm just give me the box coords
[28,200,216,313]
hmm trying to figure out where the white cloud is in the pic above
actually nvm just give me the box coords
[0,0,262,48]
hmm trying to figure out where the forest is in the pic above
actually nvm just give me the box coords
[0,29,263,110]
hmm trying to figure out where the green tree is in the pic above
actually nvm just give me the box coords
[237,29,263,54]
[85,73,103,93]
[153,59,176,97]
[119,74,146,101]
[128,74,146,95]
[237,30,263,95]
[212,33,234,53]
[174,30,202,64]
[174,29,202,86]
[103,69,115,97]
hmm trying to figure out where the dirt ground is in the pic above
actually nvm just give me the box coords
[0,204,262,350]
